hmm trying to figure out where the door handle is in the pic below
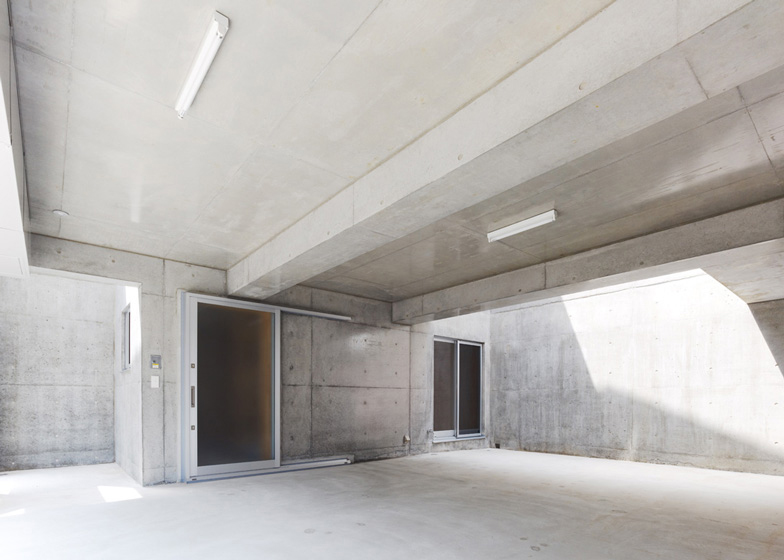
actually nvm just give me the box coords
[191,386,196,408]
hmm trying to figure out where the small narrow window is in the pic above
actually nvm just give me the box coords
[122,305,132,371]
[433,337,482,440]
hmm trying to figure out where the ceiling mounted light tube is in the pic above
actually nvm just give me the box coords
[487,209,557,242]
[175,11,229,118]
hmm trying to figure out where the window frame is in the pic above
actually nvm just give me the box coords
[433,336,484,442]
[121,304,132,371]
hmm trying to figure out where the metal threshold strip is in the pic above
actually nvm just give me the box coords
[187,456,353,483]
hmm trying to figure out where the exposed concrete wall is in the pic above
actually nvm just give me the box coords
[0,0,30,278]
[29,235,226,485]
[0,271,115,470]
[748,299,784,377]
[489,271,784,475]
[26,234,491,481]
[410,314,492,455]
[267,287,412,462]
[267,286,492,462]
[113,284,142,483]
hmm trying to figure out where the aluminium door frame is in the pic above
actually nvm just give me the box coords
[432,337,457,440]
[181,292,281,482]
[456,339,483,437]
[433,336,484,441]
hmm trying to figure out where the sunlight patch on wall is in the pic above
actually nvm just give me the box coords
[561,270,784,458]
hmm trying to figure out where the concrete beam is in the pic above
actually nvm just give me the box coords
[703,249,784,304]
[0,0,29,278]
[392,200,784,324]
[229,0,783,299]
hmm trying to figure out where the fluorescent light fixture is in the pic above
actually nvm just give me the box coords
[487,209,557,242]
[175,11,229,118]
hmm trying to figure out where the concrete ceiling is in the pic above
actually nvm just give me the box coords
[305,74,784,301]
[12,0,611,268]
[224,0,784,304]
[12,0,784,308]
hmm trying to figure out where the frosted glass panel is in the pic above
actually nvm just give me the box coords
[197,303,274,467]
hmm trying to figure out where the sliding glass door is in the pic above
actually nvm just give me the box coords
[433,337,483,440]
[182,294,280,481]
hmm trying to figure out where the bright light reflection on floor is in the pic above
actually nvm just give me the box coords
[0,478,12,495]
[0,508,25,517]
[98,486,142,503]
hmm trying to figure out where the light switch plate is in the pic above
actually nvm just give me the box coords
[151,375,160,389]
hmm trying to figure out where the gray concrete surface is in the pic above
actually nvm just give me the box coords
[229,0,784,300]
[749,299,784,377]
[0,271,115,470]
[0,0,30,279]
[270,285,488,463]
[409,312,492,455]
[279,308,412,462]
[19,234,784,487]
[113,284,142,484]
[29,235,228,485]
[309,79,784,303]
[489,271,784,475]
[704,246,784,305]
[13,1,615,269]
[23,238,489,484]
[393,201,784,324]
[2,449,783,559]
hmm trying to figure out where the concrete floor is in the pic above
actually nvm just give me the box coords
[1,450,783,559]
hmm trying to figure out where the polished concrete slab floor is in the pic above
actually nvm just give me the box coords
[1,449,783,559]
